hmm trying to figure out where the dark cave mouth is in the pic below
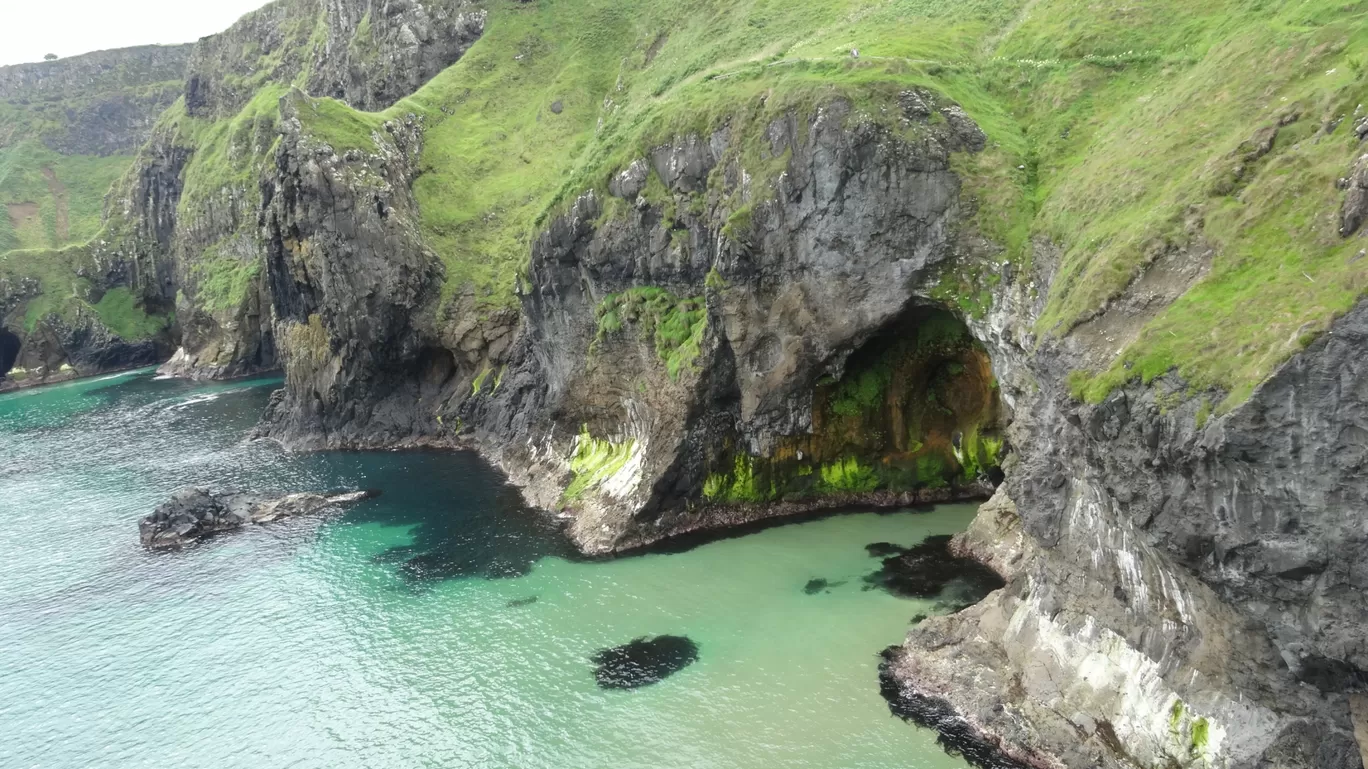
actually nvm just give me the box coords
[703,306,1005,505]
[0,327,20,379]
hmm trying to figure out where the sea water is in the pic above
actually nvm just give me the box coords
[0,371,976,769]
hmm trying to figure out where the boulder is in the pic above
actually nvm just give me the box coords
[139,487,376,548]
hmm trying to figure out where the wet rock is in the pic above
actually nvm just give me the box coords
[139,486,376,548]
[592,635,699,689]
[878,647,1043,769]
[863,535,1005,601]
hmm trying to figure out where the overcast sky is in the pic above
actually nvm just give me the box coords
[0,0,274,67]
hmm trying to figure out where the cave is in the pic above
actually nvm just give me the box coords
[703,306,1003,504]
[0,327,20,379]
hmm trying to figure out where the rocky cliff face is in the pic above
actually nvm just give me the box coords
[109,0,484,383]
[183,0,484,119]
[210,25,1364,762]
[0,45,190,387]
[875,229,1368,767]
[6,1,1368,767]
[454,97,1001,554]
[253,101,1366,769]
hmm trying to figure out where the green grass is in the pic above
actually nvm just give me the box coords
[0,245,168,339]
[818,456,881,493]
[0,244,96,331]
[191,241,262,313]
[14,0,1368,412]
[169,86,286,216]
[994,1,1368,408]
[93,287,171,339]
[0,142,134,252]
[703,454,771,503]
[594,287,707,379]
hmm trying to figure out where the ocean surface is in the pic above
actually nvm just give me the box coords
[0,370,978,769]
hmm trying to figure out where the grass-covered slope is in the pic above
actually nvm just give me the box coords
[0,45,189,255]
[0,142,133,254]
[0,46,189,341]
[10,0,1368,402]
[277,0,1368,409]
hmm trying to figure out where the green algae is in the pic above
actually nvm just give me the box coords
[563,426,636,503]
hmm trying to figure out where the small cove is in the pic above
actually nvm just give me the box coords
[0,371,983,769]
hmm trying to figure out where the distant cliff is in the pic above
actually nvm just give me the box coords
[0,44,191,156]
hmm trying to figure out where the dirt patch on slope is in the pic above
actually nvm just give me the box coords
[1070,236,1214,371]
[6,201,39,232]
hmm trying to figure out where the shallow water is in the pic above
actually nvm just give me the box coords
[0,370,978,769]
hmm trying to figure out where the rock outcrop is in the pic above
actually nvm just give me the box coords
[139,486,375,548]
[0,46,191,385]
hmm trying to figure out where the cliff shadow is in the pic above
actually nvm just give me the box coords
[338,451,581,587]
[0,326,20,379]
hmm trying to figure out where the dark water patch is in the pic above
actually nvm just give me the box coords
[878,648,1036,769]
[803,578,846,595]
[863,535,1004,601]
[592,635,700,690]
[506,595,539,608]
[337,451,581,585]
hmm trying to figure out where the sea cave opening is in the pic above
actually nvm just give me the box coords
[0,327,20,380]
[704,305,1004,505]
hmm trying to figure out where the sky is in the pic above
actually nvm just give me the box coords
[0,0,274,67]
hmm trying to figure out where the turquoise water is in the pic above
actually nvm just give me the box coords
[0,371,976,769]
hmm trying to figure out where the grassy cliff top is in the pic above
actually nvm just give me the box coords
[10,0,1368,408]
[323,0,1368,409]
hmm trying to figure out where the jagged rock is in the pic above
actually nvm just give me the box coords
[1342,153,1368,236]
[139,487,376,548]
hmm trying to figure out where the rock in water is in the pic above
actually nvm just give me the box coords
[864,535,1004,601]
[138,488,244,549]
[592,635,699,689]
[140,487,376,548]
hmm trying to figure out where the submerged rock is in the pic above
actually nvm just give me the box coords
[864,535,1004,602]
[865,542,907,558]
[592,635,699,689]
[139,487,376,549]
[506,595,539,608]
[803,577,846,595]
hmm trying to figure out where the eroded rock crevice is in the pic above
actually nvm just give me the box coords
[697,305,1004,509]
[0,327,19,378]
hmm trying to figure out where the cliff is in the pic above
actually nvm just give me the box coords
[0,44,191,386]
[4,0,1368,766]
